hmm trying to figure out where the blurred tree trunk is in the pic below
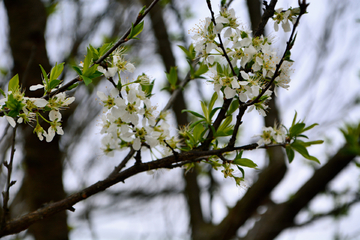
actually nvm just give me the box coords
[140,1,210,239]
[4,0,69,239]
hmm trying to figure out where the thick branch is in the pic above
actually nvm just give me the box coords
[242,143,358,240]
[0,142,276,237]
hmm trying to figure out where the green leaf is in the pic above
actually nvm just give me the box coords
[81,75,93,86]
[286,145,295,163]
[83,47,93,73]
[302,123,319,132]
[233,158,258,168]
[72,66,83,75]
[301,140,324,147]
[194,63,209,77]
[49,62,64,82]
[48,79,62,90]
[89,44,99,59]
[178,45,192,60]
[289,122,305,137]
[291,111,298,126]
[141,80,155,97]
[227,98,239,115]
[67,83,79,90]
[201,101,209,122]
[0,88,5,97]
[236,166,245,178]
[291,140,320,164]
[209,92,218,111]
[83,64,99,78]
[192,123,205,143]
[99,43,113,57]
[138,5,147,16]
[209,107,222,120]
[216,116,233,137]
[6,93,24,117]
[8,74,19,93]
[39,65,49,85]
[182,109,205,119]
[166,67,178,87]
[189,119,205,128]
[128,21,144,39]
[355,161,360,168]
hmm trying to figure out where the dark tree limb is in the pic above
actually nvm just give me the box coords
[242,142,358,240]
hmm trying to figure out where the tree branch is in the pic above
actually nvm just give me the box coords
[0,141,279,237]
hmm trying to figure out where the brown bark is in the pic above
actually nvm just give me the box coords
[3,0,69,239]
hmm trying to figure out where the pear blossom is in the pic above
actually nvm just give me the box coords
[42,110,65,142]
[5,116,16,127]
[97,66,118,78]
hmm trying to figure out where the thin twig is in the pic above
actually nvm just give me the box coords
[157,55,201,121]
[0,125,17,231]
[108,148,136,178]
[227,104,247,148]
[44,0,161,100]
[246,0,309,107]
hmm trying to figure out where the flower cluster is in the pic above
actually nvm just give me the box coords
[255,125,286,146]
[97,47,135,79]
[190,8,294,116]
[0,76,75,142]
[98,82,178,156]
[273,7,300,32]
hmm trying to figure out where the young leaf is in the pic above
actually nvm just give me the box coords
[67,83,79,91]
[81,75,93,86]
[291,140,320,164]
[286,145,295,163]
[291,111,298,126]
[236,166,245,178]
[48,79,62,90]
[128,21,144,39]
[302,123,319,132]
[209,92,218,111]
[83,47,93,73]
[194,63,209,77]
[49,62,64,82]
[0,88,5,97]
[200,101,209,122]
[216,116,233,137]
[182,109,205,119]
[99,42,113,57]
[166,67,178,87]
[72,66,83,75]
[209,107,222,120]
[233,158,258,168]
[192,123,205,144]
[289,122,305,137]
[8,74,19,93]
[227,98,239,115]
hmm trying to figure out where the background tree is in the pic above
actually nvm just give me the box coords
[0,0,360,240]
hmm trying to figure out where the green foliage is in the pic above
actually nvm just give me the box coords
[165,66,178,91]
[8,74,19,93]
[227,98,240,115]
[78,47,101,86]
[5,93,25,118]
[233,152,258,169]
[340,123,360,155]
[285,112,323,163]
[39,63,64,93]
[128,21,144,40]
[178,44,196,61]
